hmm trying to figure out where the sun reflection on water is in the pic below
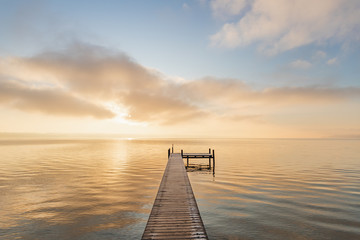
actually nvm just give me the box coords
[0,138,359,239]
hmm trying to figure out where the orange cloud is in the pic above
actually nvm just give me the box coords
[183,77,360,105]
[0,79,115,119]
[1,42,359,127]
[1,43,208,124]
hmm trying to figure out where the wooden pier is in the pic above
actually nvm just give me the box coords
[142,153,208,239]
[181,149,215,172]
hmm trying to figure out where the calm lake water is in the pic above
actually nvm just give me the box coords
[0,138,359,239]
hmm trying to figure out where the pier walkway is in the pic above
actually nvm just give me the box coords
[142,153,208,239]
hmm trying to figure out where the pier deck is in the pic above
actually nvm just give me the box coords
[142,153,208,240]
[181,149,215,171]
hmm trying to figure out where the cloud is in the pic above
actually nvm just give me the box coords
[327,57,337,65]
[289,60,312,69]
[256,86,360,104]
[0,79,115,119]
[210,0,360,54]
[1,42,359,126]
[0,42,207,125]
[183,77,360,105]
[211,0,248,19]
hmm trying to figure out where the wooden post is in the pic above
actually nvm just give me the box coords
[172,144,174,153]
[187,156,189,168]
[212,149,215,173]
[208,148,211,169]
[181,149,183,157]
[168,148,170,158]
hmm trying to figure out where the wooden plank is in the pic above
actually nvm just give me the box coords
[182,154,212,159]
[183,153,212,156]
[142,153,208,240]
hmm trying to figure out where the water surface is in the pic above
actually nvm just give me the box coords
[0,138,359,239]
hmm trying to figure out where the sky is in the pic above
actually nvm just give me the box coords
[0,0,359,138]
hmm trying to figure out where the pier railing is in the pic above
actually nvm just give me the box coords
[168,147,215,173]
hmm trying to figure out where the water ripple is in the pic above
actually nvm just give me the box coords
[1,138,359,239]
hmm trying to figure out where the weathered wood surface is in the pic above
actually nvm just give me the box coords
[142,153,208,240]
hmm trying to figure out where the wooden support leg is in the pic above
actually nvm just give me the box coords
[212,150,215,173]
[187,156,189,168]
